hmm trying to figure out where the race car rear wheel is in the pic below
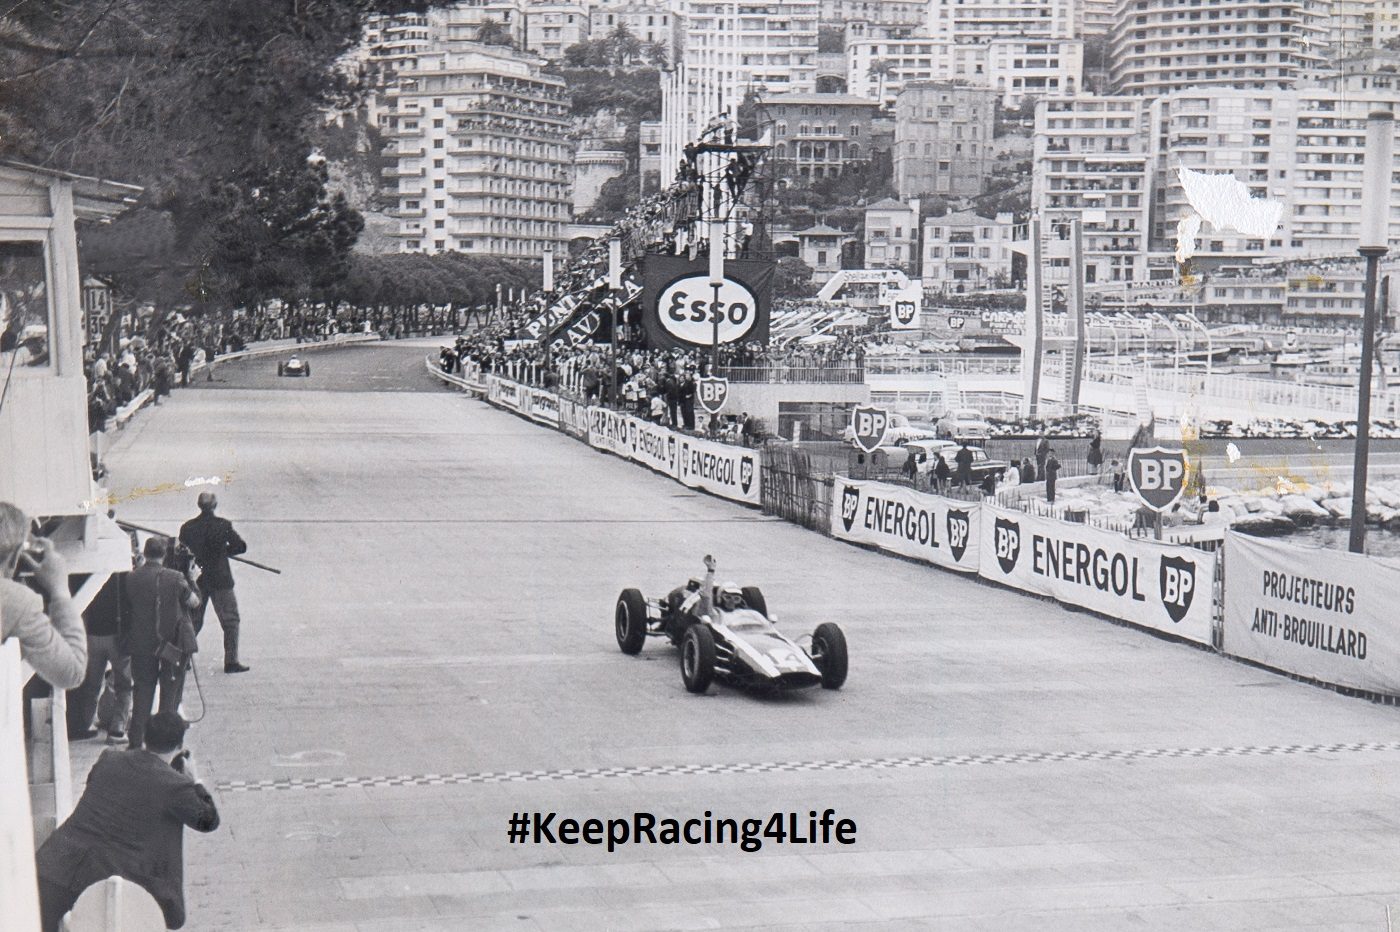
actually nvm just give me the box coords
[681,624,716,694]
[304,363,311,377]
[615,588,648,655]
[811,622,848,690]
[277,363,284,376]
[741,586,767,618]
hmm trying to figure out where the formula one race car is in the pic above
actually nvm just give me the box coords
[614,563,848,695]
[276,356,311,377]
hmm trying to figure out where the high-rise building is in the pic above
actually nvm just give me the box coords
[847,36,1084,106]
[524,3,590,61]
[1109,0,1329,98]
[660,0,819,173]
[1078,0,1116,38]
[1031,96,1154,284]
[381,45,573,258]
[925,0,1078,41]
[1327,0,1377,57]
[1376,0,1400,47]
[1147,84,1400,261]
[820,0,925,28]
[893,83,997,198]
[589,2,681,63]
[683,0,820,98]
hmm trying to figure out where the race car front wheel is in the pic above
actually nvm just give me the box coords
[615,588,648,655]
[811,623,848,690]
[681,624,716,694]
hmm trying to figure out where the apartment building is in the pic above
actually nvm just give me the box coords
[683,0,819,96]
[923,211,1017,292]
[926,0,1077,40]
[863,198,918,271]
[1031,96,1154,284]
[638,120,664,193]
[1109,0,1329,97]
[847,37,1084,106]
[435,0,527,48]
[893,82,997,198]
[1327,0,1377,57]
[1377,0,1400,47]
[821,0,925,27]
[589,2,681,61]
[1078,0,1117,39]
[765,93,882,180]
[524,3,589,60]
[1147,85,1400,260]
[381,45,573,258]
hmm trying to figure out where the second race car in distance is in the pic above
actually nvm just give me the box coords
[614,555,848,695]
[277,355,311,377]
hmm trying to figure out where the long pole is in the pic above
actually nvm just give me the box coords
[114,520,282,575]
[1350,248,1386,553]
[1349,109,1394,554]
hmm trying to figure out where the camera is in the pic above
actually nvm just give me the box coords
[11,540,42,581]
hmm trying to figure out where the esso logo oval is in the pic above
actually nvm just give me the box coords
[657,275,760,346]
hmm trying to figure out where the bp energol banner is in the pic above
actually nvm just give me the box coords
[1223,531,1400,695]
[830,479,979,573]
[678,435,760,505]
[977,505,1215,644]
[640,255,774,350]
[626,417,680,479]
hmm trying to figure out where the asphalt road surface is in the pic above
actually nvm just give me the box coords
[94,341,1400,931]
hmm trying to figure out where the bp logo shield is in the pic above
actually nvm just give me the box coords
[993,517,1020,574]
[840,483,860,532]
[946,509,971,563]
[667,435,677,472]
[740,455,754,494]
[1128,446,1189,513]
[697,376,729,415]
[1159,555,1197,623]
[893,300,917,327]
[849,405,890,454]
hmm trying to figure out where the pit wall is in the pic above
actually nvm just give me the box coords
[436,365,1400,702]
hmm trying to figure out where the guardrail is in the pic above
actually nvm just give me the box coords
[865,356,1023,377]
[716,365,865,384]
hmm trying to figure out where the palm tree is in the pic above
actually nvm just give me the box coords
[867,59,895,106]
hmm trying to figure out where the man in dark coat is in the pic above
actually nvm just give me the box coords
[1044,448,1062,503]
[36,711,220,931]
[126,537,199,750]
[178,492,249,673]
[954,442,974,487]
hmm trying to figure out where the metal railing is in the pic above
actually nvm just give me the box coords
[865,356,1023,377]
[717,365,865,384]
[1081,362,1377,412]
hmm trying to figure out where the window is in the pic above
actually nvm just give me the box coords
[433,98,443,107]
[434,179,444,188]
[433,119,443,128]
[407,240,420,250]
[435,240,445,250]
[434,200,444,209]
[0,240,50,369]
[433,138,444,148]
[434,158,444,168]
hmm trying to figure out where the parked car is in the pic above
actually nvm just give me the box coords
[936,408,991,440]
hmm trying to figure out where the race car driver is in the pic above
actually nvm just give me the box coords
[666,554,743,638]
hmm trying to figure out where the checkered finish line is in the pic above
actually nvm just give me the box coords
[216,740,1400,794]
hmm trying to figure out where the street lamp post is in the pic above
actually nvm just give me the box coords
[709,219,725,376]
[1350,109,1394,554]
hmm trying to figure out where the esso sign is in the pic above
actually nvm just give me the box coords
[657,275,759,346]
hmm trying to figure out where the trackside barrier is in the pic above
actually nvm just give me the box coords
[424,355,486,396]
[1222,531,1400,696]
[441,371,763,508]
[443,367,1400,701]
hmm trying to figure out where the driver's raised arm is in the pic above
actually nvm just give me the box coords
[698,554,717,618]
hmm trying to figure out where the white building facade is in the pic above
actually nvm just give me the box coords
[381,46,573,258]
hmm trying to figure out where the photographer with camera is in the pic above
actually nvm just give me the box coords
[0,501,86,689]
[125,536,199,751]
[35,711,221,931]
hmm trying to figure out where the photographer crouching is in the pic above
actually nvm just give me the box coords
[0,501,86,689]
